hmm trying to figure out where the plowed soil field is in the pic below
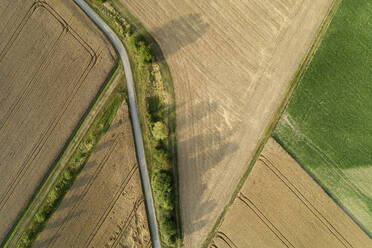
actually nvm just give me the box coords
[118,0,334,246]
[209,138,372,248]
[35,102,152,248]
[0,0,115,241]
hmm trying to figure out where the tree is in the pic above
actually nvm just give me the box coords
[152,121,168,141]
[137,41,153,64]
[151,170,174,210]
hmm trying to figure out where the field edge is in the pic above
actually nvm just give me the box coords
[201,0,342,247]
[1,61,123,248]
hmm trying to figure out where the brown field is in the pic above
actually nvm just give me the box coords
[0,0,116,241]
[35,102,152,248]
[119,0,334,246]
[209,138,372,248]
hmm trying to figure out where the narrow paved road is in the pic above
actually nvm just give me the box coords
[74,1,161,247]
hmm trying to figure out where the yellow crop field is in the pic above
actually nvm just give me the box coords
[119,0,334,246]
[0,0,115,240]
[35,102,152,248]
[209,139,372,248]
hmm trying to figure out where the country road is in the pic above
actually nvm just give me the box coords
[73,0,161,247]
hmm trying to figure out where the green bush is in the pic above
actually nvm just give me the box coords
[152,170,174,210]
[152,121,168,141]
[147,96,163,122]
[126,33,153,64]
[92,0,106,3]
[152,170,177,246]
[137,41,153,64]
[153,148,170,170]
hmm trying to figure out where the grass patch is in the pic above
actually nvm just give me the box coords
[273,0,372,237]
[87,1,180,247]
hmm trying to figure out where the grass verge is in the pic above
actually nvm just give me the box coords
[201,0,342,247]
[2,63,125,248]
[86,1,181,247]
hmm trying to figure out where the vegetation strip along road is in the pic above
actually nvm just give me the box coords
[86,1,181,247]
[74,0,161,247]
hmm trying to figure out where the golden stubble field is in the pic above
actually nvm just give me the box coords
[120,0,334,246]
[0,0,116,241]
[35,101,152,248]
[209,138,372,248]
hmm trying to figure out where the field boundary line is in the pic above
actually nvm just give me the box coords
[259,155,353,248]
[0,27,66,207]
[1,62,122,248]
[0,1,42,62]
[238,193,295,248]
[0,0,97,132]
[0,0,99,213]
[0,17,65,131]
[202,0,342,247]
[0,31,94,213]
[212,232,238,248]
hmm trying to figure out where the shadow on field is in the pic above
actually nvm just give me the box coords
[95,138,116,152]
[44,210,84,231]
[151,13,209,58]
[33,233,61,248]
[176,100,238,236]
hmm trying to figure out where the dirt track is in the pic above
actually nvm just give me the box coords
[209,138,372,248]
[35,102,152,248]
[0,0,115,241]
[119,0,334,246]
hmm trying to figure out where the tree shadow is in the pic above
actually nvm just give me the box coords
[150,13,209,59]
[176,100,239,237]
[33,233,61,248]
[44,210,84,230]
[95,138,116,152]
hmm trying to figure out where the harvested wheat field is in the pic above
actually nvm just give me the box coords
[209,138,372,248]
[0,0,116,241]
[35,102,152,248]
[119,0,334,246]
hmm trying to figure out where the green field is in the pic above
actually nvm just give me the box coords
[273,0,372,236]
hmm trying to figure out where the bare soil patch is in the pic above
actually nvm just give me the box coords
[209,138,372,248]
[119,0,334,246]
[35,102,152,248]
[0,0,115,241]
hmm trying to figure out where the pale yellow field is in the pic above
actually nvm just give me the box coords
[35,102,152,248]
[0,0,115,241]
[209,138,372,248]
[119,0,334,246]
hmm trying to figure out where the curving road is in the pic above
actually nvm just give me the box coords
[73,0,161,247]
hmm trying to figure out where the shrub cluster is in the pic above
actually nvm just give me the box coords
[146,96,177,246]
[128,34,153,64]
[92,0,106,4]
